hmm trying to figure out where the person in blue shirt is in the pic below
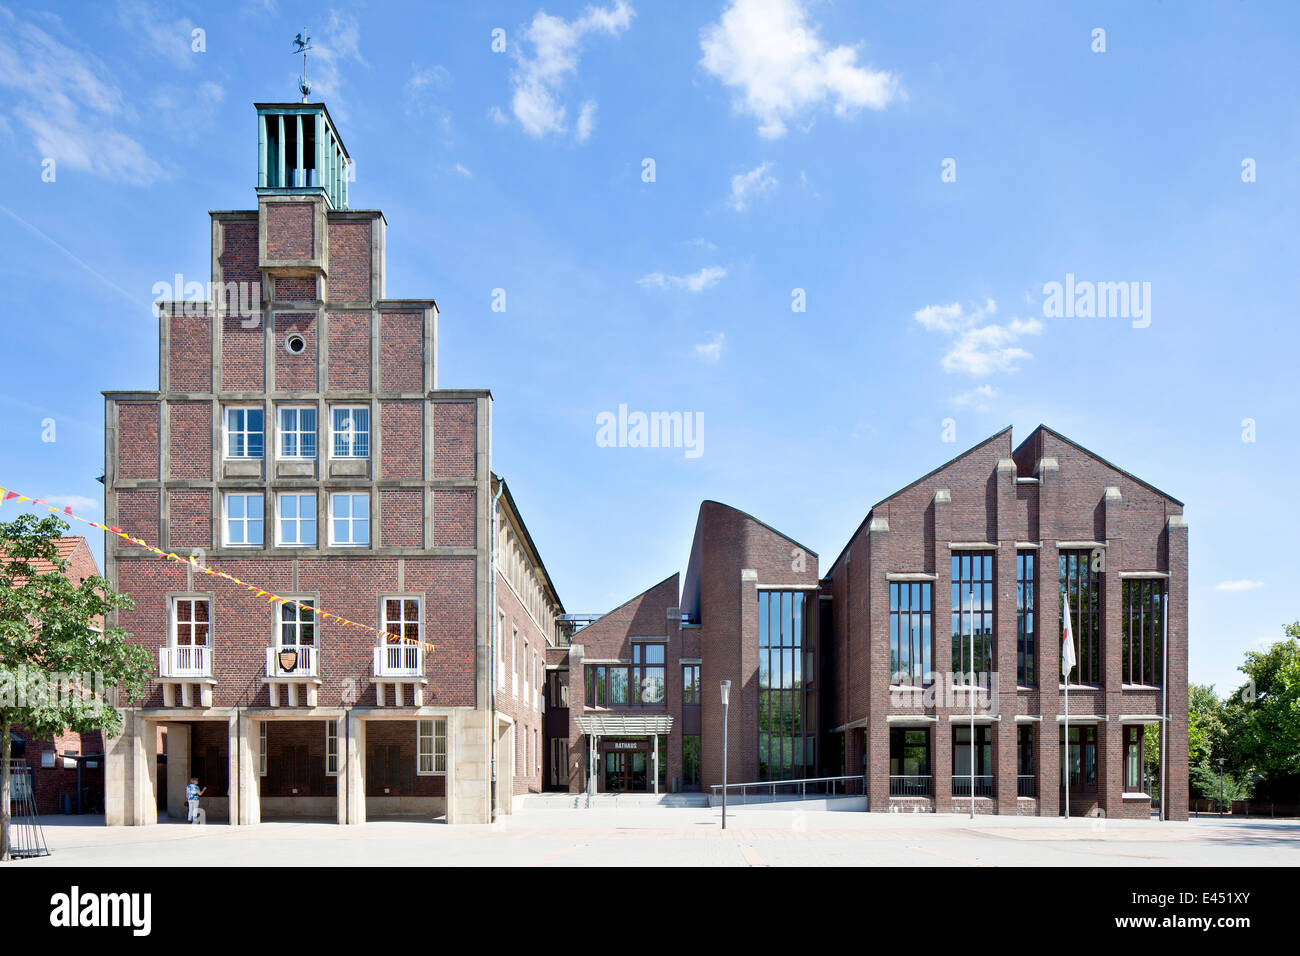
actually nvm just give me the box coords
[186,777,206,822]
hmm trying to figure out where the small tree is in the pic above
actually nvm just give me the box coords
[0,514,150,861]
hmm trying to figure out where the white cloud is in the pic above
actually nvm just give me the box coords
[510,1,634,141]
[699,0,901,139]
[686,237,718,251]
[0,7,166,184]
[488,105,509,125]
[45,495,99,513]
[405,65,451,127]
[730,161,777,211]
[153,80,225,141]
[115,0,199,70]
[694,332,725,363]
[1216,580,1264,592]
[951,385,998,411]
[453,163,473,178]
[913,298,1042,375]
[306,11,368,119]
[576,100,597,142]
[639,266,727,293]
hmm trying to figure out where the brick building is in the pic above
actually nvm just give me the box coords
[103,101,559,825]
[546,428,1188,821]
[101,99,1187,824]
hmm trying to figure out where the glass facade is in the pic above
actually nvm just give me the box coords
[889,581,932,686]
[1016,551,1036,686]
[1059,551,1101,684]
[632,642,665,704]
[1060,725,1098,790]
[682,735,701,791]
[757,590,815,780]
[951,553,994,682]
[1122,580,1165,685]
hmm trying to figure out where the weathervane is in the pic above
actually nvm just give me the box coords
[292,30,312,102]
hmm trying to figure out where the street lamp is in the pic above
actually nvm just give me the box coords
[720,679,731,831]
[1218,757,1225,816]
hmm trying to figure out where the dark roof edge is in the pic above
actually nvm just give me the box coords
[1020,425,1184,507]
[699,499,819,559]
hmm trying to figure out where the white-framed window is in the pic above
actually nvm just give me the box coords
[278,406,317,459]
[224,406,264,459]
[417,718,446,775]
[280,600,315,647]
[384,597,421,644]
[276,492,317,547]
[223,493,264,547]
[172,597,210,646]
[512,626,519,695]
[259,723,267,776]
[497,611,506,687]
[325,721,339,776]
[330,406,370,458]
[523,639,530,701]
[329,492,370,546]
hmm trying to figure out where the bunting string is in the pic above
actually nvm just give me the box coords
[0,484,434,654]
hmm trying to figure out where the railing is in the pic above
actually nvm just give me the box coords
[1018,775,1037,797]
[374,643,423,677]
[889,775,933,797]
[266,644,317,677]
[952,775,994,797]
[159,645,212,679]
[709,775,865,804]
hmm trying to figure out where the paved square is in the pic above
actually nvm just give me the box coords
[16,809,1300,867]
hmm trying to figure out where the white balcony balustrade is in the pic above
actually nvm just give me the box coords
[374,642,423,678]
[266,644,317,678]
[159,645,212,679]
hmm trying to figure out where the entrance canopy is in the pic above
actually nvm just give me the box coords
[577,714,674,736]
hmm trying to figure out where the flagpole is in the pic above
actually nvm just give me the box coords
[969,583,975,820]
[1063,590,1071,822]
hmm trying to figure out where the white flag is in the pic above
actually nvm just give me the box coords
[1061,591,1077,680]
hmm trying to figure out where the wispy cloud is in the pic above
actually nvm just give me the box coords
[307,11,368,120]
[913,298,1042,375]
[453,163,473,178]
[509,1,634,141]
[0,7,166,184]
[404,64,452,128]
[1216,580,1264,592]
[730,161,777,211]
[951,384,998,411]
[45,495,100,513]
[115,0,199,70]
[638,266,727,293]
[699,0,901,139]
[694,332,725,363]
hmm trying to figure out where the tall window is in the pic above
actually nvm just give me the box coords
[1060,726,1097,790]
[632,642,666,705]
[523,640,530,700]
[682,664,700,704]
[1122,580,1165,685]
[329,492,370,546]
[1124,725,1144,792]
[497,612,506,687]
[1017,725,1034,777]
[889,581,932,686]
[277,492,317,547]
[384,598,421,645]
[259,723,267,777]
[325,722,339,776]
[585,664,630,707]
[172,597,210,645]
[1059,551,1101,684]
[279,406,317,459]
[951,553,994,682]
[683,736,702,791]
[224,407,264,458]
[952,725,993,795]
[331,406,370,458]
[223,493,264,546]
[757,589,815,781]
[889,728,931,794]
[280,600,315,646]
[1017,551,1036,686]
[418,718,447,775]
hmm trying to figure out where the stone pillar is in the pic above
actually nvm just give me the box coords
[451,709,489,823]
[237,712,260,825]
[864,517,891,812]
[226,713,241,826]
[995,460,1020,815]
[166,723,190,820]
[343,713,366,824]
[1099,486,1125,818]
[1164,515,1190,821]
[132,715,158,826]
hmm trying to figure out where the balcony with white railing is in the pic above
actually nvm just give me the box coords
[159,645,212,679]
[265,644,318,678]
[374,643,423,678]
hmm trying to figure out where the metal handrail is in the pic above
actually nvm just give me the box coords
[708,774,866,804]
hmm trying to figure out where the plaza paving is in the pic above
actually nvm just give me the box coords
[13,807,1300,867]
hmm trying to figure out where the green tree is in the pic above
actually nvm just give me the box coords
[1223,627,1300,800]
[1187,682,1227,766]
[0,514,149,861]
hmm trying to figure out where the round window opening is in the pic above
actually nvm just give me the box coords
[285,334,307,354]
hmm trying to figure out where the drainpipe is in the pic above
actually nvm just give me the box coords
[489,481,505,819]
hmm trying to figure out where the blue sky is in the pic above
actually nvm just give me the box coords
[0,0,1296,698]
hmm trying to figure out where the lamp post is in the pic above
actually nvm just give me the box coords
[1218,757,1225,816]
[720,679,731,830]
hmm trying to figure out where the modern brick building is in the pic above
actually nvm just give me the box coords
[101,98,1187,824]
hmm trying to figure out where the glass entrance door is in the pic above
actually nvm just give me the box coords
[603,750,649,792]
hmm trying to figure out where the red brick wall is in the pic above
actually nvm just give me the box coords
[220,315,264,391]
[274,312,318,391]
[379,401,422,479]
[265,202,314,261]
[168,402,211,480]
[216,218,259,285]
[379,313,423,391]
[366,720,446,797]
[327,312,370,390]
[433,403,475,478]
[276,276,316,302]
[117,404,159,479]
[168,312,211,392]
[116,490,159,550]
[433,489,475,548]
[168,490,212,550]
[404,557,476,708]
[380,490,422,548]
[327,219,370,301]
